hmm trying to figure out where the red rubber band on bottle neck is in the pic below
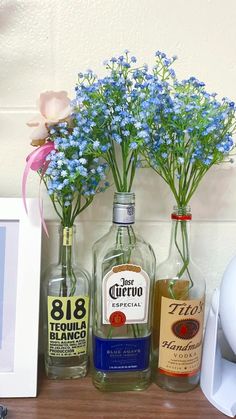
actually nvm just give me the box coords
[171,213,192,220]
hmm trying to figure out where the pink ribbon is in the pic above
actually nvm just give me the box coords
[22,142,55,236]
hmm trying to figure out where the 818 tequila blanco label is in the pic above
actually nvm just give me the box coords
[102,264,150,325]
[48,295,89,357]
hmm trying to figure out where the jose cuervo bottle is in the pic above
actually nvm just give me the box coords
[92,192,156,391]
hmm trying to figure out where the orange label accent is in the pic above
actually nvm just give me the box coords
[158,367,200,377]
[112,264,141,273]
[158,296,205,376]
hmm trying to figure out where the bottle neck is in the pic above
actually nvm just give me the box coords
[58,225,76,267]
[168,207,192,261]
[112,192,135,226]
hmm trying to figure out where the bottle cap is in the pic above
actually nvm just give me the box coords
[113,192,135,225]
[171,205,192,220]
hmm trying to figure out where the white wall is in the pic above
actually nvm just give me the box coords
[1,0,236,313]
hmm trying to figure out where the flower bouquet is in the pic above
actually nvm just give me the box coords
[140,51,236,288]
[73,50,153,192]
[23,91,107,229]
[23,91,108,379]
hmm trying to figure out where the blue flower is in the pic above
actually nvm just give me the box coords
[122,130,130,137]
[112,134,122,144]
[93,140,100,150]
[130,142,138,150]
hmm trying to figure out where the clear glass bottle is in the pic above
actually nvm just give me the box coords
[152,206,205,392]
[92,192,156,391]
[42,225,90,379]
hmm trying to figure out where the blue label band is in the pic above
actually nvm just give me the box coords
[93,334,151,372]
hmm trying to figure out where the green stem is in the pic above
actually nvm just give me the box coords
[59,226,77,298]
[107,225,139,338]
[107,150,122,190]
[60,241,68,297]
[169,220,193,299]
[128,154,138,192]
[121,141,128,191]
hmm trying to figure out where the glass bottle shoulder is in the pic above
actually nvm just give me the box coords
[43,260,90,280]
[93,224,156,278]
[43,261,90,296]
[156,256,205,298]
[93,224,153,251]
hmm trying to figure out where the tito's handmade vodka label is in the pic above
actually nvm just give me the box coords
[102,264,150,325]
[158,296,205,376]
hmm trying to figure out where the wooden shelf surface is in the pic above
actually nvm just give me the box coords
[0,362,227,419]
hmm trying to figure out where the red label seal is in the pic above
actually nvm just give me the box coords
[172,319,200,339]
[109,311,126,327]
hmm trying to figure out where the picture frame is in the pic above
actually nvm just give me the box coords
[0,198,41,397]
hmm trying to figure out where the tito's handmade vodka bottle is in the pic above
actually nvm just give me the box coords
[152,206,205,392]
[92,192,156,391]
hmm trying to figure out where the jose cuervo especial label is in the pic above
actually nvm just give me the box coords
[93,264,151,372]
[102,264,150,325]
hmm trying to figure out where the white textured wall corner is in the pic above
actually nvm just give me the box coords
[1,0,236,310]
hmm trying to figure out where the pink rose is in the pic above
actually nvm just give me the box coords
[27,91,72,146]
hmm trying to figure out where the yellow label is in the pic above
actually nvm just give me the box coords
[158,296,204,376]
[63,228,73,246]
[47,296,89,358]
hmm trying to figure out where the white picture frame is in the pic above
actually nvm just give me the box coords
[0,198,41,397]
